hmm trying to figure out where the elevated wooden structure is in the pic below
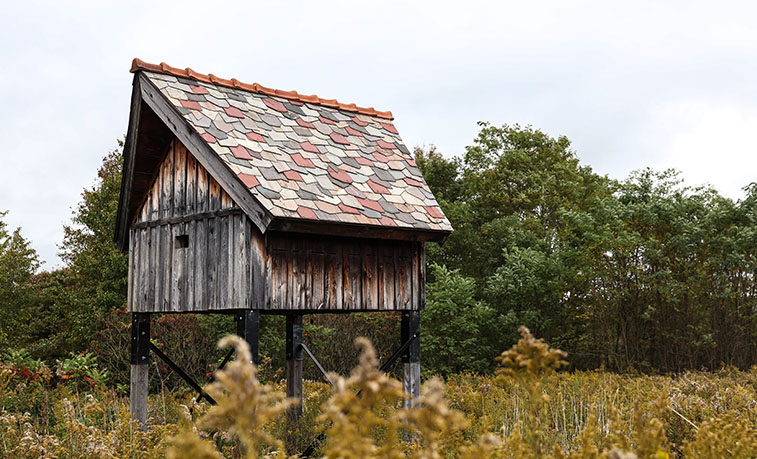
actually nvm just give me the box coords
[114,59,452,433]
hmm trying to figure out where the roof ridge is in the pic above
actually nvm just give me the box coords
[131,58,394,120]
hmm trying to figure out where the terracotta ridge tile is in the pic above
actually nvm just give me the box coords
[130,58,394,120]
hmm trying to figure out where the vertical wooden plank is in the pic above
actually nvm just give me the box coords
[296,239,308,309]
[251,229,265,310]
[226,215,235,310]
[311,240,325,310]
[275,238,289,310]
[136,229,146,312]
[194,218,206,311]
[265,237,275,310]
[343,241,361,310]
[207,216,217,310]
[172,223,189,312]
[160,142,174,218]
[185,147,197,214]
[173,144,186,216]
[221,191,233,209]
[197,164,208,213]
[219,216,229,310]
[145,227,154,311]
[324,242,343,309]
[397,250,411,310]
[233,215,242,309]
[209,178,221,212]
[186,220,195,311]
[150,166,160,221]
[382,244,396,310]
[287,238,296,310]
[163,224,173,312]
[410,241,420,310]
[362,242,377,310]
[128,230,134,311]
[419,242,426,310]
[152,225,161,311]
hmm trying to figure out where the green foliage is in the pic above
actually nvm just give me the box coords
[60,143,128,316]
[0,211,40,349]
[423,264,500,375]
[417,123,757,372]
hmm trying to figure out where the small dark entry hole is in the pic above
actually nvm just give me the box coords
[176,234,189,248]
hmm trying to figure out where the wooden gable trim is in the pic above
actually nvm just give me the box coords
[115,75,144,251]
[137,72,273,235]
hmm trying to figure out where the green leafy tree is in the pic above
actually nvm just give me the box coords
[423,264,501,375]
[60,143,128,316]
[0,212,39,348]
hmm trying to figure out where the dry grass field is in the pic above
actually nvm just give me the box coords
[2,329,755,458]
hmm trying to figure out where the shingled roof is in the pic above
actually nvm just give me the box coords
[120,59,452,243]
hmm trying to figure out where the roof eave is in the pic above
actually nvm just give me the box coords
[267,217,452,243]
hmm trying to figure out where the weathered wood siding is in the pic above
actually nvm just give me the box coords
[128,139,425,313]
[128,139,263,312]
[264,233,424,311]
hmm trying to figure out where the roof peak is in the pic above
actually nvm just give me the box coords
[130,58,394,120]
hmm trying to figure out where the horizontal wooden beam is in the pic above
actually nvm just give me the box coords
[131,207,244,229]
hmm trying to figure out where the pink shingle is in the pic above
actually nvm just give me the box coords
[425,206,445,219]
[180,100,202,110]
[328,167,353,184]
[245,132,265,142]
[292,153,315,168]
[296,118,315,128]
[238,173,259,188]
[330,132,350,145]
[300,141,319,153]
[367,180,389,194]
[263,98,287,112]
[297,206,318,220]
[230,145,253,159]
[284,170,303,182]
[224,106,244,118]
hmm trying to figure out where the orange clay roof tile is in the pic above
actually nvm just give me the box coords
[130,58,394,120]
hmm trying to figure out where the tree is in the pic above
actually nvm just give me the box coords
[0,211,40,348]
[60,143,129,316]
[423,264,501,375]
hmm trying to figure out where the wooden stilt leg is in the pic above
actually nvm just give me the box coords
[402,310,421,409]
[236,309,260,365]
[286,314,303,420]
[130,312,150,429]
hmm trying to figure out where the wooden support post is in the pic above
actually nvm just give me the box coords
[286,314,304,420]
[236,309,259,365]
[130,312,150,429]
[401,311,421,409]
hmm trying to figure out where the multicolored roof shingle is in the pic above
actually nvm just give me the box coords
[131,59,452,233]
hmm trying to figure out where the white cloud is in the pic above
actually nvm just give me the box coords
[648,101,757,198]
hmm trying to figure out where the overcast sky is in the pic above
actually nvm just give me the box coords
[1,1,756,269]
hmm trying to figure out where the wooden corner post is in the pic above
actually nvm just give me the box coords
[130,312,150,429]
[286,314,304,420]
[236,309,260,365]
[401,310,421,408]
